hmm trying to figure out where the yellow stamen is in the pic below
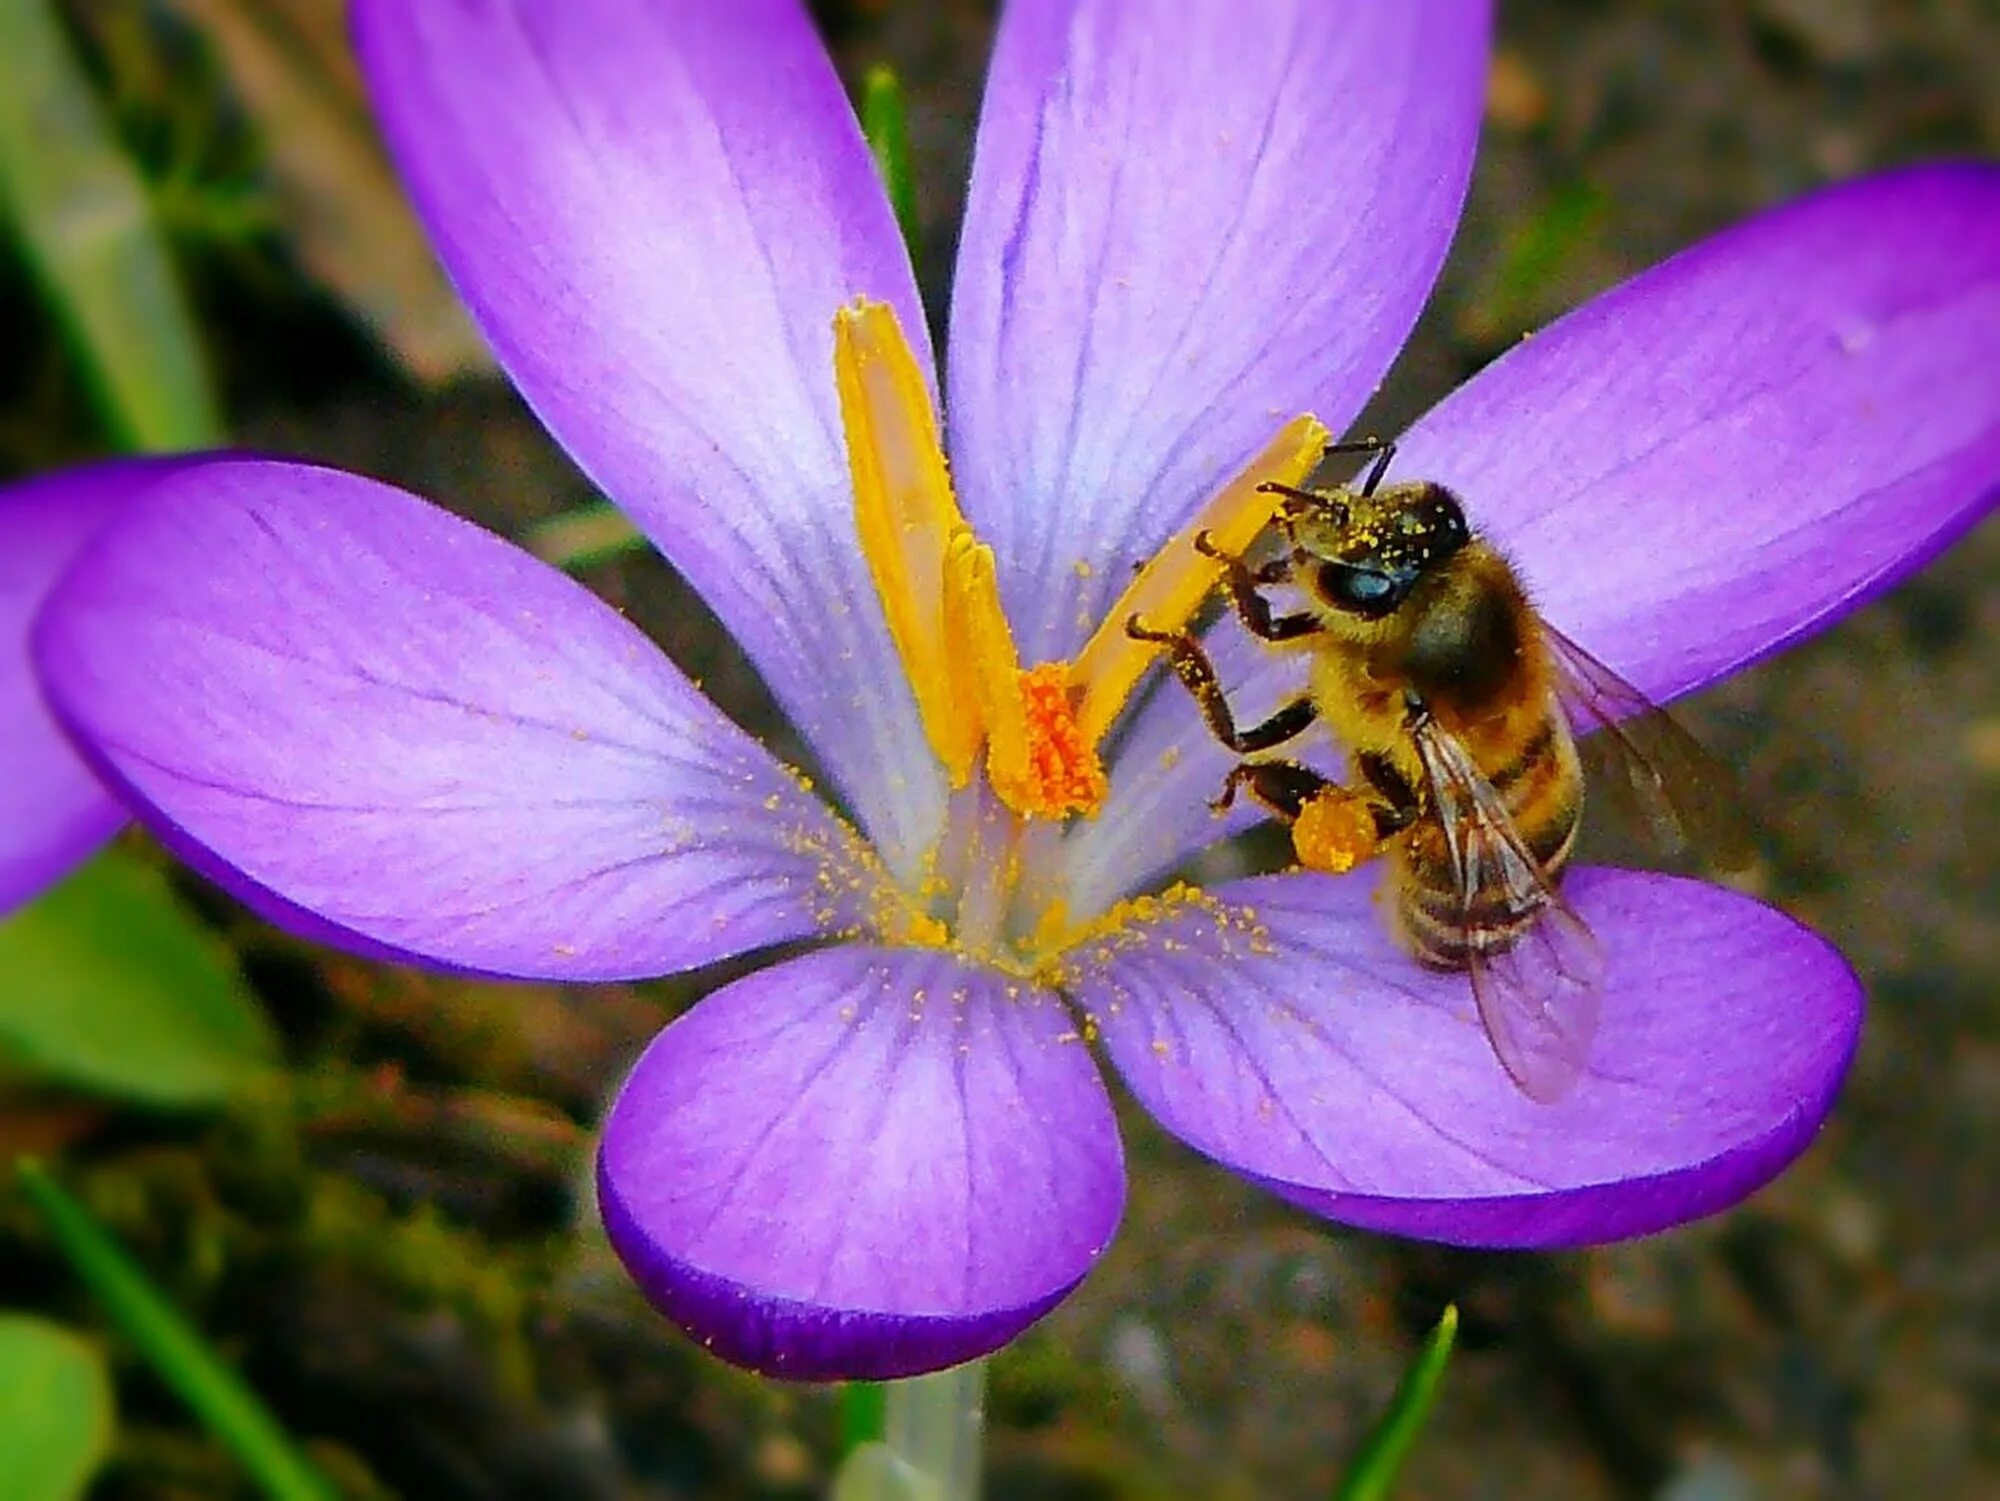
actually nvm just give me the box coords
[1070,415,1329,748]
[837,298,978,785]
[838,298,1107,820]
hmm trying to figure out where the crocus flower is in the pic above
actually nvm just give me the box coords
[32,0,1999,1380]
[0,462,179,912]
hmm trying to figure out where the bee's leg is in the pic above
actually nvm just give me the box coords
[1212,759,1328,817]
[1191,531,1321,642]
[1322,436,1399,496]
[1213,758,1406,876]
[1354,751,1421,835]
[1124,617,1320,753]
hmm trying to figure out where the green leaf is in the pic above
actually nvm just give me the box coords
[0,0,221,450]
[861,65,920,260]
[0,849,276,1108]
[17,1161,339,1501]
[0,1314,115,1501]
[1333,1305,1459,1501]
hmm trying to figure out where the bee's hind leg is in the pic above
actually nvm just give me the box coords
[1216,758,1408,876]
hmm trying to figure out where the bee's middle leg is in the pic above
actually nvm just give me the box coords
[1124,616,1318,754]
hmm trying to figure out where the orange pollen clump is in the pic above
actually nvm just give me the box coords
[1290,787,1384,874]
[1002,662,1108,820]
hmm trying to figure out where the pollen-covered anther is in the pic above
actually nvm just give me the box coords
[992,662,1108,820]
[1070,413,1331,749]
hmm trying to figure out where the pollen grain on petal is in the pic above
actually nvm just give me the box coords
[1034,879,1270,990]
[1070,414,1330,749]
[774,760,951,949]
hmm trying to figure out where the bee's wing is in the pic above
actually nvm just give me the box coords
[1410,715,1603,1102]
[1544,626,1754,871]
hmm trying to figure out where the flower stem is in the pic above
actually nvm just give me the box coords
[829,1358,987,1501]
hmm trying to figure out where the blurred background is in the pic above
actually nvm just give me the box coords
[0,1,1994,1497]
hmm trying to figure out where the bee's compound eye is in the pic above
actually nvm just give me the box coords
[1319,561,1405,617]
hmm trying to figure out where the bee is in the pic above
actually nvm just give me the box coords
[1127,438,1742,1102]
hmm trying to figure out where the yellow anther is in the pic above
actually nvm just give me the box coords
[1070,415,1330,748]
[942,529,1026,782]
[837,298,978,784]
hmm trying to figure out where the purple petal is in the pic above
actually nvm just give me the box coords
[352,0,945,875]
[1076,869,1859,1247]
[598,945,1122,1379]
[1398,163,2000,703]
[35,460,865,981]
[0,462,188,911]
[947,0,1490,661]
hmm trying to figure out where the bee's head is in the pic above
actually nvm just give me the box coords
[1264,479,1470,619]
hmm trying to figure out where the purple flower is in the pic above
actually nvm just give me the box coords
[28,0,1999,1380]
[0,462,184,912]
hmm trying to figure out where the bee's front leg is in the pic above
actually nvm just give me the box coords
[1192,531,1322,642]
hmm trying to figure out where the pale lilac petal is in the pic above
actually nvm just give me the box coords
[948,0,1490,660]
[1075,869,1858,1246]
[353,0,944,876]
[1397,163,2000,703]
[1071,164,2000,905]
[35,460,862,981]
[0,462,179,910]
[599,946,1122,1379]
[1058,618,1310,920]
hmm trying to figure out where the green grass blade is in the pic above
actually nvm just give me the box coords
[15,1160,337,1501]
[1333,1305,1460,1501]
[861,65,920,259]
[520,500,648,572]
[0,0,221,450]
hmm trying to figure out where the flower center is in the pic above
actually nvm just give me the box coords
[833,298,1326,966]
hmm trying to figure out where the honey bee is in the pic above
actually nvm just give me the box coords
[1127,438,1742,1102]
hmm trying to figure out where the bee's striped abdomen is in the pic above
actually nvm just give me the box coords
[1393,709,1582,969]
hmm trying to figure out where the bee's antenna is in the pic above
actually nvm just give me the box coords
[1361,442,1397,496]
[1320,436,1399,497]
